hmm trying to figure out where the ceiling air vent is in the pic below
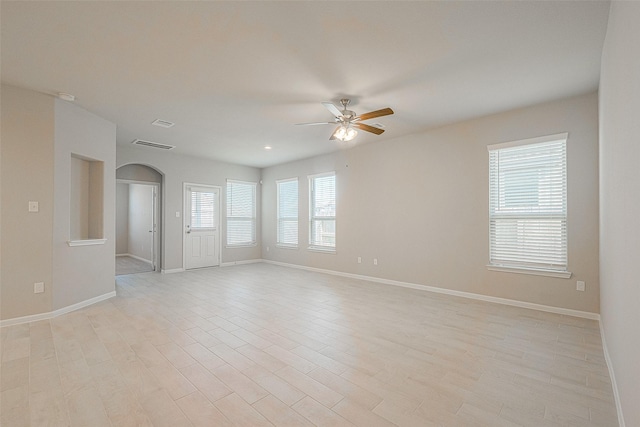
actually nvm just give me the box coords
[131,139,175,150]
[151,119,175,128]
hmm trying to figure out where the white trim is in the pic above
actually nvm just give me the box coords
[307,171,336,180]
[276,177,298,185]
[261,260,599,320]
[0,291,116,328]
[116,253,129,257]
[487,132,569,151]
[120,253,153,263]
[116,178,161,186]
[487,265,572,279]
[221,259,263,267]
[599,321,626,427]
[225,243,258,249]
[275,244,299,250]
[67,238,107,247]
[226,178,257,186]
[161,268,185,274]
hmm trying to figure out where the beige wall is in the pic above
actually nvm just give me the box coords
[117,145,261,270]
[262,92,600,313]
[599,2,640,426]
[52,98,116,311]
[1,85,115,321]
[1,85,55,320]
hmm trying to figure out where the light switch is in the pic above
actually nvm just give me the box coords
[29,201,39,212]
[34,282,44,293]
[176,211,180,218]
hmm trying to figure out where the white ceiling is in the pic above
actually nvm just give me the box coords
[1,1,610,168]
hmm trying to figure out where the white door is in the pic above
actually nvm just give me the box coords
[184,185,220,269]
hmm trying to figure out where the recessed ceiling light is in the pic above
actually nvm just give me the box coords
[264,146,272,150]
[57,92,75,102]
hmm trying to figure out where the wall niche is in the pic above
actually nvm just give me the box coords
[69,153,104,244]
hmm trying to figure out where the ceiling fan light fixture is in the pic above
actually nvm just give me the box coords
[335,125,357,142]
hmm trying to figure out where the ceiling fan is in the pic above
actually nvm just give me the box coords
[296,98,394,141]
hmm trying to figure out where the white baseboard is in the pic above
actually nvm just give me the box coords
[116,253,152,263]
[599,320,626,427]
[126,253,152,263]
[261,259,600,320]
[221,259,263,267]
[0,291,117,328]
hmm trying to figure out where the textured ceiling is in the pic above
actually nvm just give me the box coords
[1,1,610,168]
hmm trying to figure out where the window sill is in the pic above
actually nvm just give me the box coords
[226,243,257,249]
[276,244,298,250]
[67,239,107,247]
[487,264,572,279]
[308,246,336,254]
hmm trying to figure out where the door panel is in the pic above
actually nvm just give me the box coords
[185,185,220,269]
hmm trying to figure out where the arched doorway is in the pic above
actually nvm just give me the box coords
[115,164,164,275]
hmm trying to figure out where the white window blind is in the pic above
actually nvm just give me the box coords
[309,173,336,250]
[277,178,298,247]
[226,180,256,246]
[190,190,216,229]
[488,134,568,272]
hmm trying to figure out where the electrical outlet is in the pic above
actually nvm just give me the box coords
[267,246,270,252]
[28,201,39,212]
[576,281,585,291]
[357,257,362,264]
[373,258,378,266]
[34,282,45,293]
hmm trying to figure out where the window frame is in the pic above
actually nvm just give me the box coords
[226,179,257,247]
[276,177,299,248]
[308,172,336,252]
[487,133,572,279]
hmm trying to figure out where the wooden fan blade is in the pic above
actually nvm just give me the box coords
[356,107,394,121]
[322,102,343,118]
[295,121,334,126]
[329,126,341,140]
[354,122,385,135]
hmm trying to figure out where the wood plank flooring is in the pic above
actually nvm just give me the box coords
[1,263,618,426]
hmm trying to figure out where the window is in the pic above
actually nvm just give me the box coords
[488,133,569,276]
[309,172,336,250]
[226,180,256,246]
[277,178,298,247]
[190,189,216,229]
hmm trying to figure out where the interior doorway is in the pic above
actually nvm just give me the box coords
[116,164,163,275]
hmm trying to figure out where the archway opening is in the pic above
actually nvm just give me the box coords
[115,164,164,275]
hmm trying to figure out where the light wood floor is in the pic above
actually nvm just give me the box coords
[1,263,618,426]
